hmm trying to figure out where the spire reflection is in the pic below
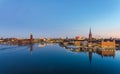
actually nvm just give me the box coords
[29,43,33,55]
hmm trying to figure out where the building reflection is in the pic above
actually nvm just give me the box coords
[59,43,116,64]
[38,43,46,47]
[97,48,115,58]
[89,49,92,64]
[29,43,33,55]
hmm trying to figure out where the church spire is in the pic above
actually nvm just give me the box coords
[89,28,92,42]
[88,28,92,47]
[89,27,91,35]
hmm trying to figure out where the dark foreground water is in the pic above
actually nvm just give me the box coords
[0,43,120,74]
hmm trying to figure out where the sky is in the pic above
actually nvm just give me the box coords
[0,0,120,38]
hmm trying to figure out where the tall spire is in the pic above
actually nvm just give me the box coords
[88,27,92,47]
[89,27,92,41]
[89,27,91,35]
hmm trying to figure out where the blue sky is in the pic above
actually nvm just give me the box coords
[0,0,120,38]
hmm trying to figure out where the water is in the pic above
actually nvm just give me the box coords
[0,43,120,74]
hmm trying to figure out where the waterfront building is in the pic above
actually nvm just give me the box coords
[74,41,82,46]
[101,39,115,48]
[75,36,84,40]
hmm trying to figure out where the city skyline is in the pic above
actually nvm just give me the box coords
[0,0,120,38]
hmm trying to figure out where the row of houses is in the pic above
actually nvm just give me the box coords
[0,34,34,45]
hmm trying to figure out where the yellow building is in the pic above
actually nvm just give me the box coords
[101,40,115,48]
[74,41,82,46]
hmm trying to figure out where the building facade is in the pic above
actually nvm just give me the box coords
[101,40,115,48]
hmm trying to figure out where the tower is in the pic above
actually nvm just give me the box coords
[30,33,33,44]
[30,33,33,40]
[89,28,92,42]
[88,28,92,47]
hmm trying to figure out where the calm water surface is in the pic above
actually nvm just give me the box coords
[0,43,120,74]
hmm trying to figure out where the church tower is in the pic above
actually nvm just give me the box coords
[89,28,92,42]
[88,28,92,47]
[30,33,33,44]
[30,33,33,40]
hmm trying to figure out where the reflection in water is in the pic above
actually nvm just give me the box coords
[0,43,120,74]
[29,43,47,55]
[0,43,117,63]
[38,43,46,47]
[0,46,18,51]
[89,49,92,64]
[97,49,115,58]
[30,43,33,55]
[59,43,116,64]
